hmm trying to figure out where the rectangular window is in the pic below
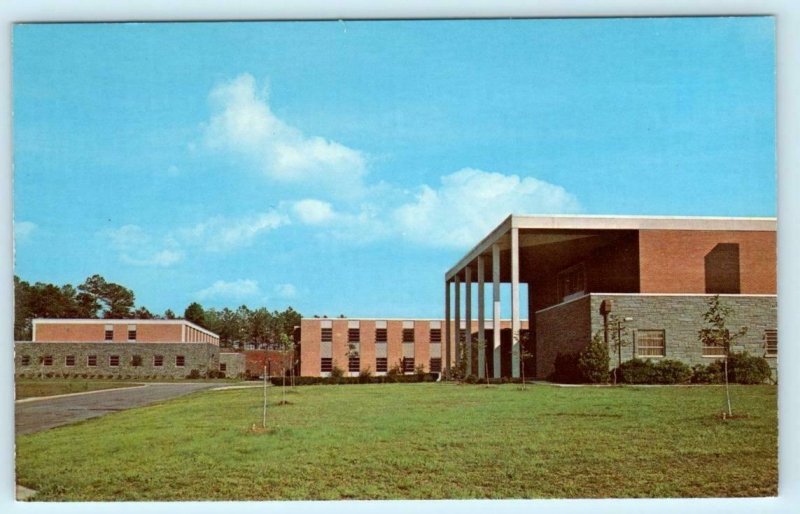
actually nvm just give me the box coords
[153,355,164,367]
[176,355,185,367]
[87,355,97,366]
[430,358,442,372]
[20,355,31,366]
[403,357,415,373]
[765,329,778,357]
[348,356,360,372]
[702,330,726,357]
[42,355,53,366]
[321,357,333,372]
[220,363,227,372]
[65,355,76,366]
[109,355,120,367]
[321,328,333,342]
[375,328,388,342]
[402,329,414,343]
[557,263,586,301]
[348,328,360,342]
[430,328,442,343]
[376,357,388,372]
[127,324,137,341]
[635,330,666,357]
[104,324,114,341]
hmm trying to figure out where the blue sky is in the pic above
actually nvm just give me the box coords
[12,17,776,318]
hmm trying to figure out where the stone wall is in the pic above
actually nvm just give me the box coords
[219,352,246,379]
[15,342,219,379]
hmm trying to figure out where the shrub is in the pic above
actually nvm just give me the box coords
[617,359,656,384]
[727,352,772,384]
[386,363,403,383]
[464,374,478,384]
[414,364,426,379]
[577,334,610,383]
[358,367,373,384]
[652,360,692,384]
[549,352,582,383]
[617,359,692,384]
[187,369,201,379]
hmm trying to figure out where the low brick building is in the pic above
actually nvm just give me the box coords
[15,319,221,379]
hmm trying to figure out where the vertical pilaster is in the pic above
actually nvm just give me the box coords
[477,255,485,379]
[511,227,521,378]
[465,266,472,376]
[444,280,451,375]
[454,274,461,370]
[492,243,501,378]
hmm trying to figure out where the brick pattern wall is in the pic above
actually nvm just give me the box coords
[534,295,592,378]
[588,294,778,370]
[34,321,219,345]
[15,342,219,378]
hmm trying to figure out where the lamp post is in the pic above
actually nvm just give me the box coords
[613,316,633,384]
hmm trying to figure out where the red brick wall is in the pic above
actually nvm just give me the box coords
[245,350,291,377]
[534,295,592,379]
[36,322,183,342]
[299,319,321,376]
[638,230,776,294]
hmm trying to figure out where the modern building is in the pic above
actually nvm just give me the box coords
[444,215,777,379]
[299,318,528,377]
[15,319,221,378]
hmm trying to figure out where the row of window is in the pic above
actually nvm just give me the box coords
[321,357,443,373]
[630,329,778,358]
[20,354,187,367]
[324,327,443,343]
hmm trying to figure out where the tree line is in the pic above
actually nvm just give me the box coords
[14,275,301,349]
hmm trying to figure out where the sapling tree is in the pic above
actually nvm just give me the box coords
[698,295,748,418]
[608,314,632,385]
[517,332,534,390]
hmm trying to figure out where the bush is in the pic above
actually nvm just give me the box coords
[358,367,373,384]
[617,359,692,384]
[464,374,478,384]
[549,352,582,383]
[652,360,692,384]
[617,358,656,384]
[726,352,772,384]
[330,365,345,379]
[186,369,201,379]
[578,334,610,383]
[386,363,403,383]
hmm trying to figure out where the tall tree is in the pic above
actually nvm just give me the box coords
[184,302,207,328]
[78,274,135,318]
[163,309,176,320]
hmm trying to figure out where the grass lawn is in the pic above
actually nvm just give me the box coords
[15,379,145,400]
[15,383,776,500]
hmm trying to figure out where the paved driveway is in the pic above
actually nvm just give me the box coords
[15,383,220,435]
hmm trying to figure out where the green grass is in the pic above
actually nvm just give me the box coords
[16,383,777,500]
[15,379,144,399]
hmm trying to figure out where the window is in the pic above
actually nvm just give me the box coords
[702,330,726,357]
[321,357,333,372]
[127,325,137,341]
[348,356,360,372]
[557,263,586,301]
[635,330,666,357]
[430,358,442,372]
[348,328,360,342]
[764,329,778,357]
[430,328,442,343]
[104,324,114,341]
[20,355,31,366]
[65,355,76,366]
[109,355,120,367]
[376,357,388,372]
[88,355,97,366]
[402,329,414,343]
[176,355,185,367]
[42,355,53,366]
[375,328,388,342]
[131,355,143,367]
[153,355,164,367]
[403,357,415,373]
[321,328,333,342]
[220,363,227,372]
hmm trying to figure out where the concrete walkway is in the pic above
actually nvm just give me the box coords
[15,382,220,435]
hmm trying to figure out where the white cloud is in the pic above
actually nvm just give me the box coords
[105,224,184,267]
[196,279,261,300]
[392,168,581,248]
[292,199,335,225]
[203,74,366,190]
[274,283,297,298]
[181,211,289,252]
[14,221,37,242]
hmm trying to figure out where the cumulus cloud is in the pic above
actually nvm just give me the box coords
[274,283,297,298]
[392,168,581,247]
[14,221,37,242]
[203,74,366,190]
[105,224,184,267]
[291,199,335,225]
[196,279,261,300]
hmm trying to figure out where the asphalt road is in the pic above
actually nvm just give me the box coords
[15,383,220,435]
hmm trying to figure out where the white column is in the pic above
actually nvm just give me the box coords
[477,255,486,379]
[465,266,472,376]
[444,280,451,375]
[492,243,501,378]
[454,274,461,369]
[511,227,521,378]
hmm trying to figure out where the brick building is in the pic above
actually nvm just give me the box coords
[298,318,527,377]
[444,215,777,379]
[15,319,221,379]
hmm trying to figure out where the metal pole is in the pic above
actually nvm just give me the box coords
[262,364,267,428]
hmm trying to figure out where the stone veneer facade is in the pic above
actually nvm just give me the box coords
[219,352,246,379]
[535,293,777,379]
[15,342,219,379]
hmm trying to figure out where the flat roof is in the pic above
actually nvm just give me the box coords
[446,214,777,280]
[32,318,220,339]
[301,318,529,322]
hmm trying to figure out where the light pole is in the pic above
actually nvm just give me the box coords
[614,316,633,385]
